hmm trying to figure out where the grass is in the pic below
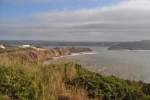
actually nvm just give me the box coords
[0,51,88,100]
[0,49,150,100]
[0,48,34,54]
[67,64,150,100]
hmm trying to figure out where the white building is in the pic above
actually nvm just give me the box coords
[19,45,32,48]
[0,45,6,49]
[19,44,47,51]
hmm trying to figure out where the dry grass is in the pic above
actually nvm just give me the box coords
[0,49,149,100]
[0,51,88,100]
[36,62,88,100]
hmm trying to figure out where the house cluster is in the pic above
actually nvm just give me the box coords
[19,45,46,51]
[0,44,46,51]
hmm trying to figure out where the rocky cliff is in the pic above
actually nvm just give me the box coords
[0,47,92,63]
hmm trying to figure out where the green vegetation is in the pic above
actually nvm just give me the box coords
[0,51,87,100]
[67,64,150,100]
[0,48,150,100]
[0,48,34,54]
[0,66,39,100]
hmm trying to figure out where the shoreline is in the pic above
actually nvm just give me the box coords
[43,51,97,64]
[52,51,98,60]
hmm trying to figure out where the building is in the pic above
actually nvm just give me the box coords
[0,45,6,49]
[19,45,46,51]
[19,45,32,48]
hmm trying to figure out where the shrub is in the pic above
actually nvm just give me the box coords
[0,66,40,100]
[66,64,150,100]
[143,84,150,95]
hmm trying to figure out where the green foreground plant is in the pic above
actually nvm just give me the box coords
[0,51,150,100]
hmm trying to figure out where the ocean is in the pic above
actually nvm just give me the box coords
[45,46,150,83]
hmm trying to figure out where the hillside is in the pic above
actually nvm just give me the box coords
[0,40,118,47]
[0,47,92,62]
[108,40,150,50]
[0,47,150,100]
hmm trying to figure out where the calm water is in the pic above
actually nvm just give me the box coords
[46,46,150,83]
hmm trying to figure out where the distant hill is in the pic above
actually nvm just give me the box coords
[0,40,118,47]
[2,40,150,50]
[108,40,150,50]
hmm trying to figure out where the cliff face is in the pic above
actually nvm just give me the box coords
[0,47,92,63]
[67,47,92,53]
[35,48,71,61]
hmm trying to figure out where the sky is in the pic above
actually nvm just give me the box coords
[0,0,150,41]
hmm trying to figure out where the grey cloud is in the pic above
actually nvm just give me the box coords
[1,0,150,41]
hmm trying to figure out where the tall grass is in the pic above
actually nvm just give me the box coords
[0,50,150,100]
[0,51,88,100]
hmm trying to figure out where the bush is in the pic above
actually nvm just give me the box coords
[0,58,150,100]
[0,66,40,100]
[66,64,150,100]
[143,84,150,95]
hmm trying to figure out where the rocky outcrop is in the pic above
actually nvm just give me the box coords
[0,47,92,63]
[36,47,92,61]
[67,47,92,53]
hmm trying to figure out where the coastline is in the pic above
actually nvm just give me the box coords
[1,46,150,99]
[43,51,97,65]
[52,51,97,60]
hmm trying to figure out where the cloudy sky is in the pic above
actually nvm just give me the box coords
[0,0,150,41]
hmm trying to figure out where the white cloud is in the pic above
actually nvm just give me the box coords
[1,0,150,41]
[34,0,150,22]
[103,0,150,10]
